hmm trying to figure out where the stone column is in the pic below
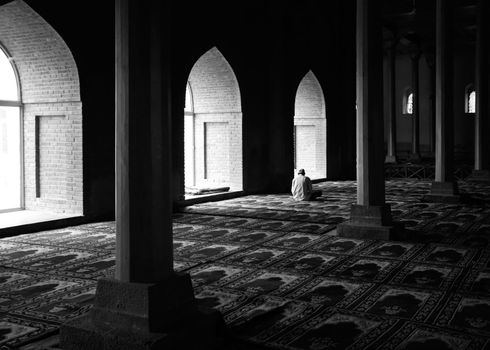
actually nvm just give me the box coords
[425,53,436,156]
[385,42,398,164]
[409,52,422,162]
[338,0,397,240]
[469,0,490,181]
[425,0,459,202]
[59,1,223,348]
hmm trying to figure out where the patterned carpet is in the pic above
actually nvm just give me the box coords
[2,179,490,349]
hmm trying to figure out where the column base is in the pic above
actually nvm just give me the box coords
[407,153,422,163]
[384,155,398,164]
[422,181,460,203]
[60,275,226,350]
[337,204,405,240]
[466,170,490,183]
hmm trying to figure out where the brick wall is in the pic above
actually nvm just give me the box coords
[0,1,83,214]
[204,122,229,183]
[185,47,242,191]
[294,71,327,179]
[188,47,241,114]
[295,125,316,169]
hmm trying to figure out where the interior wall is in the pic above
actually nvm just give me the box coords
[24,0,116,221]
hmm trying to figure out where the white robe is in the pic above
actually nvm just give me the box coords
[291,174,313,201]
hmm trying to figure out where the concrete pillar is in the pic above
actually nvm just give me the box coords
[469,0,490,181]
[409,52,422,162]
[59,1,224,348]
[337,0,398,240]
[425,0,460,202]
[385,43,398,164]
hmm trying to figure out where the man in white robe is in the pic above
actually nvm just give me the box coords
[291,169,321,201]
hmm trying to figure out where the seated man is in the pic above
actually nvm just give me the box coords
[291,169,322,201]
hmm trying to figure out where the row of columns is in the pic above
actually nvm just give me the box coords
[60,0,489,347]
[340,0,490,238]
[385,0,490,179]
[384,41,426,165]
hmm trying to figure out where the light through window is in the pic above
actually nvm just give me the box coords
[0,49,18,101]
[406,93,413,115]
[0,47,22,211]
[468,90,476,114]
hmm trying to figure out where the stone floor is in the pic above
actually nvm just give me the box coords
[2,179,490,349]
[0,210,81,233]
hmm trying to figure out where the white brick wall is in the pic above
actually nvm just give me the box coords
[185,47,242,191]
[0,1,83,214]
[204,122,229,183]
[294,71,327,180]
[0,1,80,103]
[192,113,242,190]
[188,47,241,114]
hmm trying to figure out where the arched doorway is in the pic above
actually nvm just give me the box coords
[294,70,327,180]
[184,47,243,195]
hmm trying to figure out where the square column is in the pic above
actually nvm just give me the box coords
[424,0,460,203]
[385,41,398,164]
[59,1,224,349]
[425,53,436,156]
[338,0,399,240]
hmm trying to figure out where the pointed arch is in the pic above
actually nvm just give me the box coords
[184,47,242,193]
[0,0,83,214]
[293,70,327,180]
[294,71,326,119]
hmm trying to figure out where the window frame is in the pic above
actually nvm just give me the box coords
[0,45,24,213]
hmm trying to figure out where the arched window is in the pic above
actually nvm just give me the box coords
[0,46,22,211]
[0,1,83,216]
[403,88,413,115]
[294,70,327,180]
[184,47,242,194]
[465,85,476,114]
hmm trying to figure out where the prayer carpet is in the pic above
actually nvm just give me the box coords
[2,179,490,349]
